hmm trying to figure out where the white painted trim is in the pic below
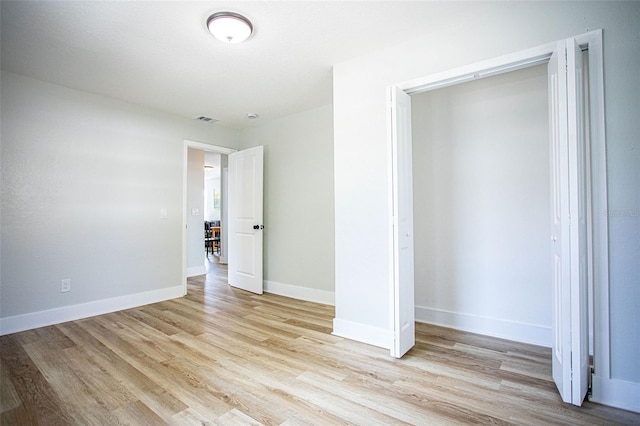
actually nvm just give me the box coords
[573,30,632,410]
[0,285,184,336]
[182,140,238,295]
[399,41,555,95]
[186,266,206,277]
[577,29,611,385]
[263,280,336,306]
[332,318,390,349]
[580,32,638,413]
[415,306,551,348]
[264,280,334,306]
[591,375,640,413]
[183,140,236,155]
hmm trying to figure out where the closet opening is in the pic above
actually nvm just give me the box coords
[411,63,553,349]
[388,30,607,407]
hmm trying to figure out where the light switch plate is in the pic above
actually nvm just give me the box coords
[160,208,168,219]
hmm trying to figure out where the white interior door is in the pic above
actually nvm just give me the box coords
[567,38,589,407]
[389,86,415,358]
[228,145,264,294]
[549,43,572,403]
[548,39,589,406]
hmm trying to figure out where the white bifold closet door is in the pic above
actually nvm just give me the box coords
[389,86,415,359]
[548,38,589,406]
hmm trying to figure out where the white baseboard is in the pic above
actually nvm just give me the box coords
[186,266,206,277]
[591,375,640,413]
[264,280,334,306]
[332,318,391,350]
[415,305,551,347]
[0,285,185,336]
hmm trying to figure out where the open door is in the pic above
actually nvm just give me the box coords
[567,38,590,407]
[389,86,415,358]
[228,145,264,294]
[548,39,589,406]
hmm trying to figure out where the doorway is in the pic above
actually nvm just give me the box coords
[204,151,223,257]
[182,140,236,295]
[182,141,265,297]
[388,30,608,407]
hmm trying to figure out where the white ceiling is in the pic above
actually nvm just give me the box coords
[1,1,470,129]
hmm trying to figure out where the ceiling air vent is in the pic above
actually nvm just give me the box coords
[194,116,218,123]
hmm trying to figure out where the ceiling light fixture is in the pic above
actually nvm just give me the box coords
[207,12,253,44]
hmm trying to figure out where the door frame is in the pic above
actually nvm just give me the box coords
[182,140,237,295]
[387,29,608,402]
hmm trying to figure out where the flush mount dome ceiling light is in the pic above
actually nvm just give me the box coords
[207,12,253,44]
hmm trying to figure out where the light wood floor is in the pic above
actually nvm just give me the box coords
[2,259,639,425]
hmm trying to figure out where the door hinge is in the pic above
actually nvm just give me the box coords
[570,353,573,382]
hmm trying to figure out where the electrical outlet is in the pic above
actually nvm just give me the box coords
[61,279,71,293]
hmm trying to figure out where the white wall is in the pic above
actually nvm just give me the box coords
[333,1,639,410]
[0,72,239,332]
[220,155,229,263]
[186,148,205,277]
[239,105,335,304]
[204,151,221,222]
[412,64,551,346]
[205,177,221,222]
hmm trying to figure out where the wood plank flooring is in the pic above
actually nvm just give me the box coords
[2,259,639,425]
